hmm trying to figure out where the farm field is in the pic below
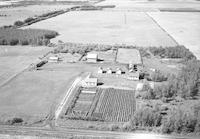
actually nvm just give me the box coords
[23,11,177,47]
[64,87,135,122]
[0,66,83,124]
[148,12,200,60]
[0,4,76,27]
[93,88,135,122]
[97,0,200,11]
[0,46,53,86]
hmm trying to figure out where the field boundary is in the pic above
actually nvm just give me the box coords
[145,12,179,46]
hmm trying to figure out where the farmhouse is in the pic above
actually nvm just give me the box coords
[87,53,98,63]
[82,76,98,88]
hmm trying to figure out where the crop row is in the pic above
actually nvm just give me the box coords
[94,88,135,122]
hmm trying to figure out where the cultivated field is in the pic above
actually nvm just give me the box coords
[98,0,200,11]
[0,4,76,27]
[148,12,200,59]
[65,87,135,122]
[93,88,135,122]
[23,11,177,47]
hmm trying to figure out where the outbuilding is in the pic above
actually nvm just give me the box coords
[87,53,98,63]
[116,68,122,75]
[48,56,59,63]
[107,68,112,74]
[82,77,98,88]
[98,67,103,74]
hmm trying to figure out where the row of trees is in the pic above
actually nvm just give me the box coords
[0,28,58,46]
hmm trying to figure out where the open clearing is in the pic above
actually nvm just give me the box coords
[23,11,177,47]
[0,46,53,86]
[148,12,200,59]
[0,4,76,27]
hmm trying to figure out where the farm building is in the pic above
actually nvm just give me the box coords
[98,67,103,74]
[116,68,122,75]
[107,68,112,74]
[127,72,140,80]
[48,56,59,63]
[87,53,98,63]
[82,76,98,88]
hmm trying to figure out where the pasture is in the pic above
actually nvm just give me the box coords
[148,12,200,59]
[117,48,142,64]
[0,66,84,124]
[0,46,53,86]
[23,11,177,47]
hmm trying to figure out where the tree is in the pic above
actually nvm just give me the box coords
[14,21,24,26]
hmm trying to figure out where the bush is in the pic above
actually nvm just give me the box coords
[14,20,24,26]
[9,39,19,45]
[136,82,155,99]
[149,71,168,82]
[7,117,23,125]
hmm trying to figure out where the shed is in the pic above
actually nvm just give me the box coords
[48,56,59,63]
[107,68,112,74]
[116,68,122,75]
[98,67,103,74]
[87,53,98,63]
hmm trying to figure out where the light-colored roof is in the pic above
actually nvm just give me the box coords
[87,53,98,59]
[85,78,97,83]
[49,56,58,60]
[117,48,142,65]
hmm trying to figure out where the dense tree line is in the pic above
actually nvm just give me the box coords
[149,46,196,60]
[0,28,58,46]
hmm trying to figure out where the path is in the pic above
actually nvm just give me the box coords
[54,77,82,120]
